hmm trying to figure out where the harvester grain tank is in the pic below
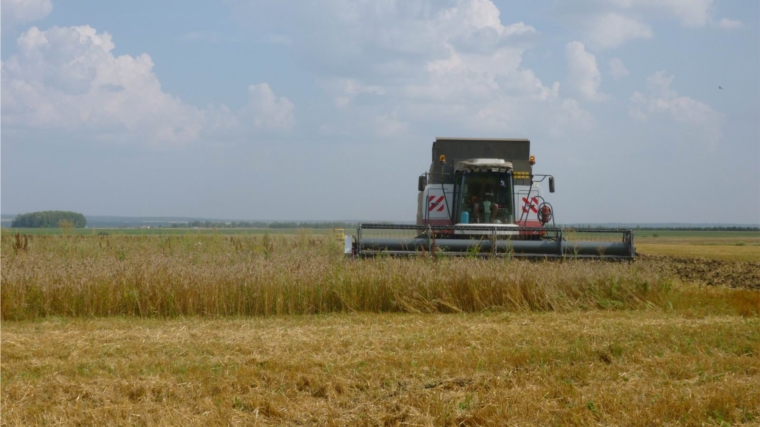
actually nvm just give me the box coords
[350,137,635,259]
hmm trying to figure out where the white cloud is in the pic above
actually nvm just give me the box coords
[2,25,295,146]
[629,71,723,144]
[407,45,551,102]
[322,78,386,108]
[712,18,742,30]
[306,0,537,58]
[2,26,205,145]
[243,84,295,130]
[625,0,742,29]
[234,0,593,137]
[552,99,596,135]
[466,95,595,137]
[374,110,408,137]
[1,0,52,28]
[565,41,606,101]
[398,33,592,134]
[380,1,587,130]
[647,0,712,27]
[563,0,740,49]
[591,0,721,27]
[608,58,629,79]
[432,0,537,51]
[586,13,653,49]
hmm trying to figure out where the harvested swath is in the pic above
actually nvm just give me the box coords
[3,313,759,426]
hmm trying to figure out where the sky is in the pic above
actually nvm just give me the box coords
[1,0,758,224]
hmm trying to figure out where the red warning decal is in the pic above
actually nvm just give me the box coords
[522,197,538,213]
[428,195,446,212]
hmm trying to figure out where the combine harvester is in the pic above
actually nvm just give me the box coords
[348,137,635,260]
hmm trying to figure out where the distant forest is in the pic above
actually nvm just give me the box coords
[172,222,758,231]
[178,221,359,229]
[565,225,759,231]
[11,211,87,228]
[4,212,757,231]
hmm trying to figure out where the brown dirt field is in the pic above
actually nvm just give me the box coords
[636,243,760,262]
[641,255,760,290]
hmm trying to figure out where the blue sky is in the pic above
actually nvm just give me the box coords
[2,0,758,224]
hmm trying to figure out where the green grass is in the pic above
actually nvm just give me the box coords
[636,243,760,262]
[632,229,760,239]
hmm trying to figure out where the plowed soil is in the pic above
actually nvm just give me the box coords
[641,254,760,290]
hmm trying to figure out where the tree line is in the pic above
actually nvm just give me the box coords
[12,211,87,228]
[177,221,358,229]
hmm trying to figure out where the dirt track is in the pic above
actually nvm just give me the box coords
[641,255,760,290]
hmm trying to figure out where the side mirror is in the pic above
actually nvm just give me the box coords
[418,175,427,192]
[549,176,555,193]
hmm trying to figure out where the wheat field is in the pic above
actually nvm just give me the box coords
[2,233,759,426]
[2,233,679,319]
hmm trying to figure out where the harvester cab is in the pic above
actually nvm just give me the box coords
[351,137,634,260]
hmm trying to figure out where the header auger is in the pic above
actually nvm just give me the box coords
[348,137,635,260]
